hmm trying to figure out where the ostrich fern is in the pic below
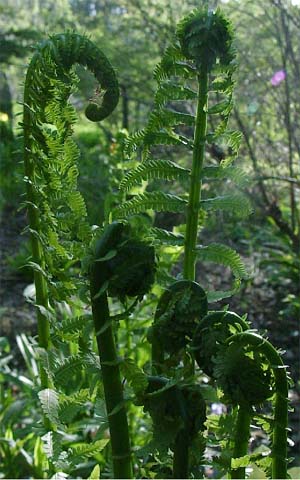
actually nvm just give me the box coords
[22,33,133,478]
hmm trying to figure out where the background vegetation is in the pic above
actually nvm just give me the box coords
[0,0,299,478]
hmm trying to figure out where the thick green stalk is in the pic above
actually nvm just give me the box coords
[173,429,189,479]
[226,332,289,479]
[90,277,132,478]
[231,405,251,479]
[172,67,209,478]
[183,68,209,281]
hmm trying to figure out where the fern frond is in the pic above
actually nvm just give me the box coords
[148,227,185,246]
[54,355,84,385]
[153,43,194,82]
[195,243,248,279]
[68,439,109,466]
[143,131,192,149]
[207,279,242,303]
[155,82,197,108]
[208,98,232,115]
[148,108,195,131]
[120,159,190,191]
[38,388,60,424]
[113,192,187,218]
[201,194,252,217]
[201,166,248,187]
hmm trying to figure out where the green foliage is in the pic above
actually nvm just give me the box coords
[176,7,236,71]
[11,4,293,479]
[150,280,207,356]
[141,377,206,450]
[213,344,273,407]
[90,221,156,301]
[192,310,249,376]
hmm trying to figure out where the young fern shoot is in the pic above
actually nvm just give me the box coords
[23,33,135,478]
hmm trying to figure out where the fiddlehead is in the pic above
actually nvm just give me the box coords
[149,280,207,370]
[89,221,156,302]
[23,32,120,308]
[23,33,135,479]
[223,332,289,480]
[192,310,249,376]
[192,311,265,479]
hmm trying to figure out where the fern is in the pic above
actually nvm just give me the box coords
[38,388,60,425]
[148,227,185,246]
[113,192,187,218]
[195,243,248,280]
[201,165,249,187]
[120,159,190,191]
[201,194,252,217]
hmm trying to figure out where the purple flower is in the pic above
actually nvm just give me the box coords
[271,70,286,86]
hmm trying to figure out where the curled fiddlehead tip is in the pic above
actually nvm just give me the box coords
[192,310,249,376]
[90,221,156,301]
[29,32,119,123]
[150,280,208,355]
[176,7,236,71]
[213,343,273,407]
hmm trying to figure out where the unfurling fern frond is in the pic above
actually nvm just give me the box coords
[90,221,156,301]
[24,32,120,307]
[214,343,273,407]
[141,376,206,448]
[176,7,236,71]
[192,310,249,376]
[119,159,190,192]
[149,280,208,356]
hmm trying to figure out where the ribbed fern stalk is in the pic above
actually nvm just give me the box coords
[176,8,236,281]
[174,9,237,477]
[23,33,133,478]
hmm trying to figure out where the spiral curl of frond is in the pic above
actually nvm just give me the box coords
[213,344,273,407]
[90,221,156,301]
[23,33,119,301]
[150,281,207,355]
[176,8,236,71]
[192,310,249,376]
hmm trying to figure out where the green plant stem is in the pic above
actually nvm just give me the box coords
[183,67,209,281]
[226,332,289,480]
[24,90,52,433]
[231,405,251,479]
[173,428,189,479]
[90,281,132,478]
[173,66,208,479]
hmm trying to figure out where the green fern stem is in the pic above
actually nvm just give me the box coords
[23,86,52,404]
[183,68,208,280]
[226,332,289,480]
[173,66,208,480]
[90,274,132,478]
[173,428,190,479]
[231,405,251,479]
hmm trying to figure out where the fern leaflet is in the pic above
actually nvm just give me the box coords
[120,159,190,191]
